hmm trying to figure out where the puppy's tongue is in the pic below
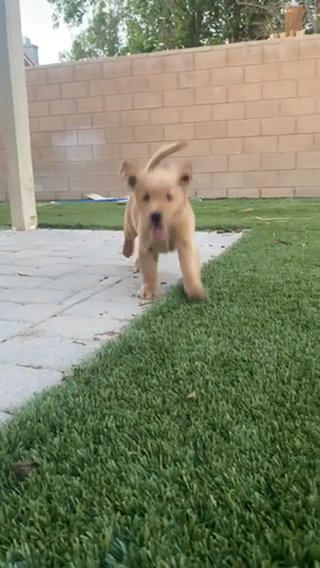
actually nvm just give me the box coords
[152,227,166,241]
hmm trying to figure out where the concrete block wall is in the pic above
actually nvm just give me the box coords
[0,35,320,201]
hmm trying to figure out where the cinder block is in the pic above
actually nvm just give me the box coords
[229,83,261,102]
[150,108,180,125]
[261,117,295,135]
[104,94,132,111]
[213,171,244,189]
[39,147,66,163]
[65,114,92,129]
[50,99,76,116]
[164,124,194,141]
[229,153,261,171]
[229,45,262,66]
[135,125,163,142]
[179,70,210,88]
[78,129,105,145]
[278,134,313,152]
[263,80,296,99]
[26,68,46,85]
[261,187,294,197]
[116,76,148,94]
[29,101,49,117]
[280,97,315,116]
[92,145,120,160]
[89,79,116,96]
[120,143,149,159]
[211,138,243,155]
[244,170,277,187]
[133,92,162,108]
[194,155,227,172]
[165,89,194,106]
[262,152,295,170]
[296,151,320,169]
[106,127,134,143]
[46,65,75,83]
[162,53,194,72]
[263,40,299,63]
[228,119,260,137]
[93,112,119,128]
[195,121,227,139]
[77,96,104,113]
[181,104,212,122]
[279,169,320,186]
[62,81,88,98]
[75,62,102,80]
[52,131,77,147]
[102,58,132,77]
[213,102,245,120]
[211,67,243,85]
[121,110,149,126]
[281,59,315,79]
[295,186,320,197]
[245,63,280,83]
[38,116,64,132]
[246,100,280,118]
[195,86,226,104]
[299,38,320,59]
[66,146,92,161]
[298,77,320,97]
[297,115,320,133]
[147,73,179,90]
[132,56,163,75]
[35,84,60,101]
[228,187,260,198]
[195,48,227,69]
[30,132,52,147]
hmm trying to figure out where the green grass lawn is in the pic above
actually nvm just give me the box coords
[0,197,319,231]
[1,199,320,567]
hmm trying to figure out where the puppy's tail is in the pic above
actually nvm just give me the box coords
[145,141,187,171]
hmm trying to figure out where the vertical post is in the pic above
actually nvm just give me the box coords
[0,0,37,230]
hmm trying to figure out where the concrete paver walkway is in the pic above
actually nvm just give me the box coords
[0,229,241,423]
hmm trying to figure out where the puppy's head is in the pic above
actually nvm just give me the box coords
[121,160,192,242]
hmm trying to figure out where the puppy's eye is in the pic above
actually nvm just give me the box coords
[143,193,150,202]
[167,193,173,201]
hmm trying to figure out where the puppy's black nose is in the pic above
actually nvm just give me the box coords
[150,211,162,226]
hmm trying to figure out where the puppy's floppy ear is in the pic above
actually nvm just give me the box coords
[178,160,192,188]
[120,161,138,190]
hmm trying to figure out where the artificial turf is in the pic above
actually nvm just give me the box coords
[0,197,319,231]
[0,199,320,566]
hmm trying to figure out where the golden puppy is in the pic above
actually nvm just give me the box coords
[121,142,206,302]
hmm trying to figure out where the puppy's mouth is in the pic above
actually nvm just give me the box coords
[151,225,167,241]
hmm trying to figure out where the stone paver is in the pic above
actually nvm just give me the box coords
[0,229,242,420]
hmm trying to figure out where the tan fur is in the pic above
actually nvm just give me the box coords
[121,142,206,301]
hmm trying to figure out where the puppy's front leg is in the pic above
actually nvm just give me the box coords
[178,241,207,301]
[133,237,140,273]
[133,257,140,273]
[139,249,160,300]
[123,236,135,258]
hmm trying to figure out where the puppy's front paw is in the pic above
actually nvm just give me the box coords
[185,284,207,302]
[139,285,160,301]
[123,238,134,258]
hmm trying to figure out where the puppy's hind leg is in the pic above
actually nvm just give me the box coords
[178,241,207,302]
